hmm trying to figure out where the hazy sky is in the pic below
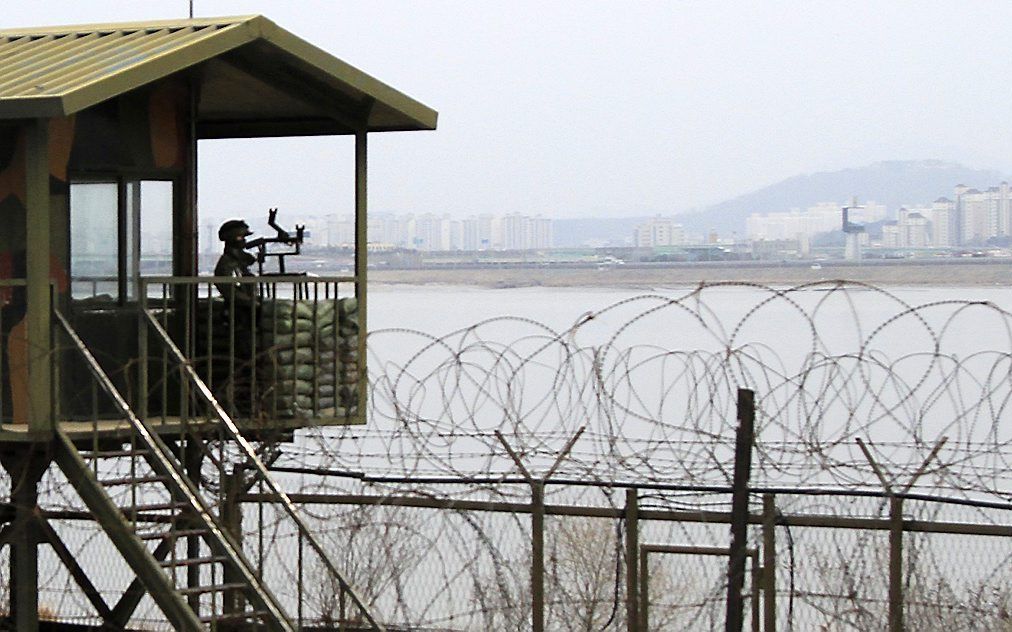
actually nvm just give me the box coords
[7,2,1012,222]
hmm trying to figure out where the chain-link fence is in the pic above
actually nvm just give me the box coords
[3,281,1012,630]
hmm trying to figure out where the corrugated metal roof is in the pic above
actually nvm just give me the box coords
[0,15,437,134]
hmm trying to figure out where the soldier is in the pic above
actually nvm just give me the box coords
[214,219,258,303]
[213,219,261,413]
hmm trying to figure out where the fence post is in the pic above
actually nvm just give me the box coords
[221,469,245,617]
[495,427,583,632]
[762,494,776,632]
[532,480,545,632]
[626,488,639,632]
[639,547,649,632]
[726,388,756,632]
[750,551,761,632]
[889,496,903,632]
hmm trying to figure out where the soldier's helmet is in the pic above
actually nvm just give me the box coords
[218,219,253,242]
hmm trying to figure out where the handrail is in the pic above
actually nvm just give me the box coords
[142,274,357,285]
[53,308,295,631]
[140,307,385,631]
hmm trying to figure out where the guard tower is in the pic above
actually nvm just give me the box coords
[0,16,436,630]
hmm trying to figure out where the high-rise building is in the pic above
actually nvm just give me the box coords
[633,216,685,247]
[954,182,1012,245]
[929,198,957,247]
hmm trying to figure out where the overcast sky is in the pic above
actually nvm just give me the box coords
[7,2,1012,222]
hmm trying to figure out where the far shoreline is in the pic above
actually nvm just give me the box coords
[367,259,1012,289]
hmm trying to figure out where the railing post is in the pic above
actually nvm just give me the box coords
[531,480,545,632]
[762,494,776,632]
[750,551,761,632]
[222,468,245,617]
[626,488,639,632]
[638,547,649,631]
[138,284,148,420]
[183,439,203,613]
[889,496,904,632]
[726,388,756,632]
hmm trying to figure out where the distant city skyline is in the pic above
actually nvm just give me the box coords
[9,2,1012,224]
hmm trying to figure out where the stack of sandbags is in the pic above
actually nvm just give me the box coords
[260,297,359,420]
[194,299,259,413]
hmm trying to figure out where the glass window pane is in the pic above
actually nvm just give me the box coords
[70,182,118,301]
[140,181,173,275]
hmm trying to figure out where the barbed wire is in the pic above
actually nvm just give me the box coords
[272,281,1012,504]
[11,280,1012,630]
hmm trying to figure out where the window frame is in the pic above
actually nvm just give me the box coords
[69,171,179,305]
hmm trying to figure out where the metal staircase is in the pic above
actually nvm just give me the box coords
[54,431,292,630]
[52,308,385,630]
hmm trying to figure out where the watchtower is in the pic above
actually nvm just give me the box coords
[0,15,436,630]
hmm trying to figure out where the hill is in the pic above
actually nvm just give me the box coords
[676,160,1006,237]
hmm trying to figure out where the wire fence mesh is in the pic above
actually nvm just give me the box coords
[3,281,1012,630]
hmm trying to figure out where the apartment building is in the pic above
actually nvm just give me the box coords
[633,216,686,247]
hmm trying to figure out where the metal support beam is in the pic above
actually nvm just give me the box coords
[183,439,203,613]
[222,468,246,616]
[889,496,904,632]
[51,432,204,632]
[110,536,176,628]
[2,447,50,632]
[643,545,760,631]
[726,389,756,632]
[625,489,639,632]
[24,118,51,434]
[35,515,116,623]
[531,480,545,632]
[354,130,368,420]
[239,492,1012,537]
[762,494,776,632]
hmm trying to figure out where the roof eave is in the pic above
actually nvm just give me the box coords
[256,17,437,132]
[0,95,67,119]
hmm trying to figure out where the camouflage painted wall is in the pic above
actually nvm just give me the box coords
[0,76,192,422]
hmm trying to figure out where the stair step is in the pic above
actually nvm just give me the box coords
[160,555,228,568]
[138,528,207,541]
[177,582,249,596]
[81,448,150,458]
[120,501,189,514]
[99,475,167,486]
[199,610,268,623]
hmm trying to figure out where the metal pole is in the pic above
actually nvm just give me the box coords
[531,480,545,632]
[762,494,776,632]
[24,118,51,434]
[3,448,48,632]
[626,488,639,632]
[222,469,244,616]
[889,496,903,632]
[495,428,582,632]
[726,388,755,632]
[638,548,649,631]
[354,131,368,421]
[750,551,761,632]
[183,440,202,613]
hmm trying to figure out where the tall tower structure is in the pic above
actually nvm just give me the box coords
[0,15,437,630]
[842,198,866,261]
